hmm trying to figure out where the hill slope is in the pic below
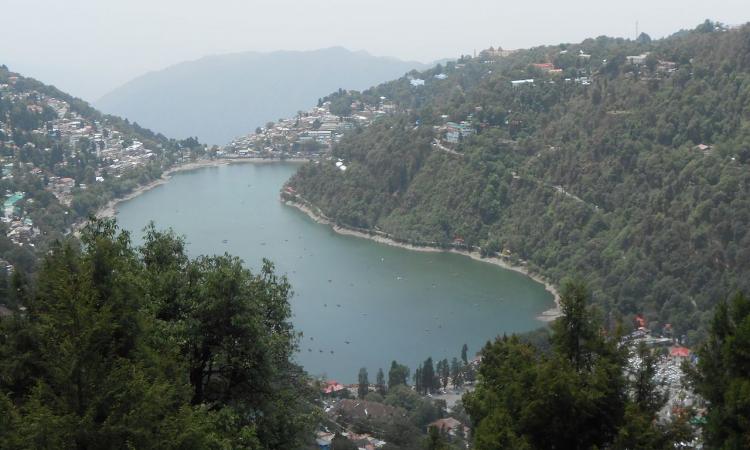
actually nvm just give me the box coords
[96,47,432,144]
[288,23,750,339]
[0,64,205,277]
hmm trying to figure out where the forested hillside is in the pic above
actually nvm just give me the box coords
[289,22,750,339]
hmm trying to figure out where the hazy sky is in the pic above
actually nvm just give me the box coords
[2,0,748,101]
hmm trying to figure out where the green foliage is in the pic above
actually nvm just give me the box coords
[464,280,680,450]
[0,219,315,449]
[688,292,750,449]
[376,367,387,395]
[358,367,369,399]
[388,360,410,389]
[384,385,442,429]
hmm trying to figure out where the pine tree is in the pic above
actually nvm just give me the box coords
[376,368,386,396]
[388,360,410,389]
[358,367,369,399]
[450,357,463,388]
[688,292,750,448]
[422,358,435,394]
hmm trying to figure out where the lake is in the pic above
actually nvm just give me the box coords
[116,162,554,383]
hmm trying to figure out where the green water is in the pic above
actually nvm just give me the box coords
[116,162,553,383]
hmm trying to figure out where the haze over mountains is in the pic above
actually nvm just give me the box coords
[95,47,434,145]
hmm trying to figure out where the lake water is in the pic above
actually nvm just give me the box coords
[116,162,554,383]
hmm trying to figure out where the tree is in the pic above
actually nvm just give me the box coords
[438,358,450,390]
[424,426,450,450]
[688,292,750,448]
[636,32,652,44]
[388,360,410,389]
[450,357,463,388]
[331,432,357,450]
[465,281,630,450]
[631,343,666,415]
[461,344,468,365]
[358,367,369,399]
[0,219,316,449]
[422,358,436,395]
[552,280,597,371]
[376,368,387,396]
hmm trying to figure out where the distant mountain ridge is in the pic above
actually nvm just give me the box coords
[95,47,433,144]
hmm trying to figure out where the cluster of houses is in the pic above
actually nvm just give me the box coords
[316,374,474,450]
[1,190,38,246]
[222,97,399,160]
[623,315,705,426]
[0,77,166,247]
[509,48,678,89]
[2,84,159,184]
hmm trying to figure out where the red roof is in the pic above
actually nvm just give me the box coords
[322,380,345,394]
[532,63,556,70]
[670,346,690,358]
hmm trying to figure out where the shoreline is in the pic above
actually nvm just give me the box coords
[283,198,562,322]
[94,158,309,220]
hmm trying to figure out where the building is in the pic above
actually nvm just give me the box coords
[670,346,691,359]
[322,380,346,395]
[427,417,468,437]
[3,192,23,218]
[627,53,650,65]
[330,399,406,423]
[444,122,475,144]
[532,63,556,71]
[511,79,534,87]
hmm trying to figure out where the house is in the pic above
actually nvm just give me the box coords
[511,79,534,87]
[330,399,406,423]
[427,417,468,437]
[3,192,23,218]
[0,305,13,318]
[315,431,334,450]
[626,53,650,65]
[670,346,690,359]
[444,122,475,144]
[657,60,678,73]
[410,78,425,87]
[322,380,345,394]
[694,143,712,152]
[532,63,556,72]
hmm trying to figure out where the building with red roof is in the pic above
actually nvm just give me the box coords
[670,346,690,358]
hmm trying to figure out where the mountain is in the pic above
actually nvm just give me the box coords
[95,47,433,145]
[287,22,750,339]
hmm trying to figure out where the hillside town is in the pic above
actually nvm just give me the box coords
[0,67,209,268]
[222,96,399,159]
[0,79,159,247]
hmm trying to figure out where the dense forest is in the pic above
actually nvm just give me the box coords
[0,220,316,449]
[289,22,750,340]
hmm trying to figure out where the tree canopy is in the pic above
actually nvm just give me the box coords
[0,219,315,449]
